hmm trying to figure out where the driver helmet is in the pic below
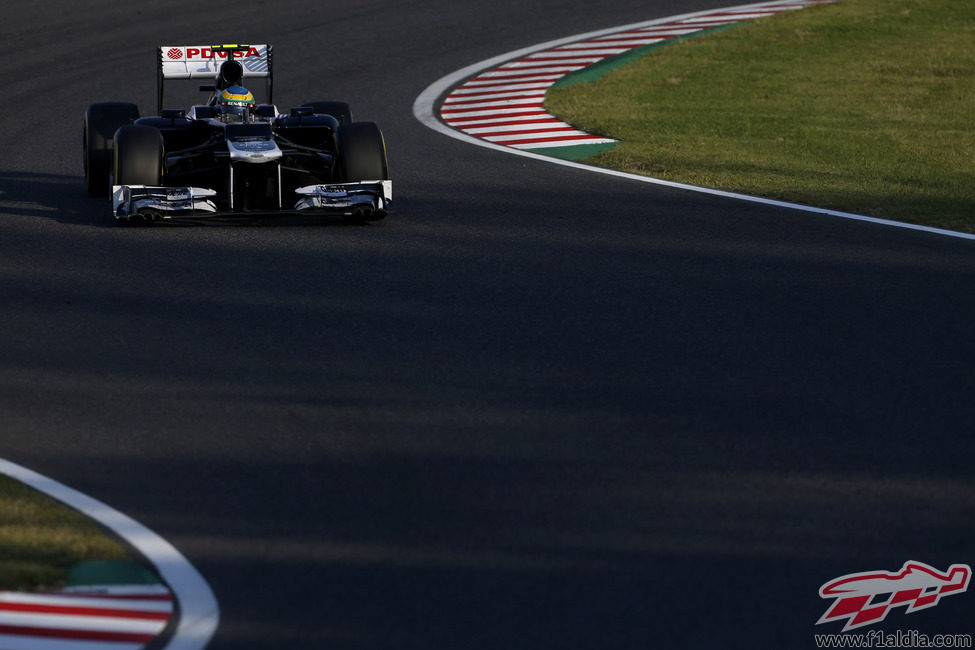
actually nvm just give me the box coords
[217,86,255,123]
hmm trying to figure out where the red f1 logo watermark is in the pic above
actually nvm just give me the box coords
[817,561,971,631]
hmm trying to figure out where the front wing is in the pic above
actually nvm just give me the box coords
[112,181,392,222]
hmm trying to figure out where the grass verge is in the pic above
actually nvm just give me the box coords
[544,0,975,232]
[0,474,132,590]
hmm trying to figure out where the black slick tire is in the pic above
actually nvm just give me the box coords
[336,122,389,183]
[84,102,139,196]
[113,125,163,188]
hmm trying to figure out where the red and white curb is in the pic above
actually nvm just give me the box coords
[439,0,832,152]
[0,587,173,650]
[415,2,975,242]
[0,459,219,650]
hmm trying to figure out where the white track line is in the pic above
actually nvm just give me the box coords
[0,458,219,650]
[413,1,975,243]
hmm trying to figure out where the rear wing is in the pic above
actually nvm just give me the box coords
[157,44,273,113]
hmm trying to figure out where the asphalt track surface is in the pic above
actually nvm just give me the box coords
[3,1,975,648]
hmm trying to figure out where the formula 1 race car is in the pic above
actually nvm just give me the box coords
[83,44,391,223]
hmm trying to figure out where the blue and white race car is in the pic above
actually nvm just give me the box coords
[83,44,391,223]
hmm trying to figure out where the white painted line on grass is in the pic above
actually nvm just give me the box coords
[0,458,219,650]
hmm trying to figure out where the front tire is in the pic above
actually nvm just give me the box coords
[113,125,163,188]
[336,122,389,183]
[84,102,139,196]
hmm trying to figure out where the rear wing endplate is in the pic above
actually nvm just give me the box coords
[157,44,273,113]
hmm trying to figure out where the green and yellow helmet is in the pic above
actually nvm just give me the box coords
[217,86,255,122]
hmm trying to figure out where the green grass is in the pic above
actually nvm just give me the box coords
[0,475,132,590]
[545,0,975,231]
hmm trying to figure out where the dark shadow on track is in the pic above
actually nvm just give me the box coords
[5,174,975,647]
[0,171,98,226]
[5,0,975,646]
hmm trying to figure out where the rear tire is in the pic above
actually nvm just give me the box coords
[302,101,353,125]
[113,125,163,187]
[336,122,388,183]
[84,102,139,196]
